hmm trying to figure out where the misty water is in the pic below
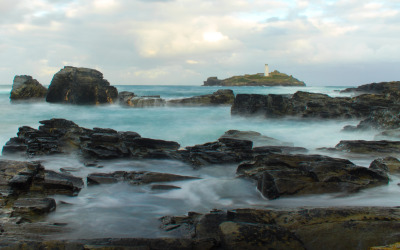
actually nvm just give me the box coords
[1,84,399,239]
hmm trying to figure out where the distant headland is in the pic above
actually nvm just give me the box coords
[203,64,306,87]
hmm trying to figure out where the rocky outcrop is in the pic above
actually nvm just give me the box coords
[231,90,400,119]
[370,157,400,175]
[46,66,118,105]
[87,171,199,185]
[118,91,136,105]
[203,71,306,86]
[237,153,389,199]
[10,75,47,101]
[161,207,400,250]
[341,81,400,94]
[167,89,234,106]
[0,159,82,223]
[2,118,180,160]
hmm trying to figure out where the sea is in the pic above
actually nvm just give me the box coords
[0,84,399,239]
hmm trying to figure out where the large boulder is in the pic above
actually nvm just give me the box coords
[237,153,389,199]
[167,89,234,106]
[46,66,118,105]
[10,75,47,101]
[333,140,400,155]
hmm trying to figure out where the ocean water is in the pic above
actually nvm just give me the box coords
[1,84,399,239]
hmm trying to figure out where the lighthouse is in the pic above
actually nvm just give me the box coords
[264,64,269,77]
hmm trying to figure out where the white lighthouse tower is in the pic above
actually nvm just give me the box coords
[264,64,269,77]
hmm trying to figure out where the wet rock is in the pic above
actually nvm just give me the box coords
[181,137,253,167]
[31,170,84,196]
[118,91,136,105]
[219,130,293,147]
[334,140,400,155]
[10,75,47,101]
[341,81,400,95]
[231,90,400,119]
[87,171,199,185]
[167,89,234,106]
[129,97,166,107]
[219,221,305,250]
[375,129,400,140]
[46,66,118,105]
[0,160,43,201]
[237,153,389,199]
[151,184,181,190]
[370,157,400,174]
[11,198,56,218]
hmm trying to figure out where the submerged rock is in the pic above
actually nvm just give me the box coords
[46,66,118,105]
[87,171,199,185]
[219,130,293,147]
[333,140,400,155]
[237,153,389,199]
[167,89,234,106]
[10,75,47,101]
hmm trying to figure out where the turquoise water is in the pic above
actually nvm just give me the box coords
[1,85,399,239]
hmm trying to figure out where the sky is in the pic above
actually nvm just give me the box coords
[0,0,399,86]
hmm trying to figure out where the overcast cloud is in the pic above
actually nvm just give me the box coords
[0,0,399,86]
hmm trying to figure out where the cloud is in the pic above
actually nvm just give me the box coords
[0,0,399,86]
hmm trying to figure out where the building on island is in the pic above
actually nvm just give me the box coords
[265,64,269,77]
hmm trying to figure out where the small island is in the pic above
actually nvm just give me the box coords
[203,65,306,86]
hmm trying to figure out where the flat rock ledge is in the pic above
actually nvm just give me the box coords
[1,207,399,249]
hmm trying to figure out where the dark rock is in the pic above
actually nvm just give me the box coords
[118,91,136,105]
[31,170,84,196]
[151,184,181,190]
[334,140,400,155]
[219,130,293,147]
[0,160,43,200]
[10,75,47,101]
[167,89,234,106]
[46,66,118,105]
[232,90,400,119]
[202,77,222,86]
[237,153,389,199]
[370,157,400,174]
[181,137,253,167]
[341,81,400,94]
[87,171,199,185]
[346,108,400,131]
[11,198,56,218]
[129,97,166,107]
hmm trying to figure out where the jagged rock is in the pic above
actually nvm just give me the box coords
[151,184,181,190]
[334,140,400,154]
[11,198,56,218]
[10,75,47,101]
[167,89,234,106]
[237,153,389,199]
[2,118,182,160]
[0,160,43,202]
[87,171,199,185]
[46,66,118,105]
